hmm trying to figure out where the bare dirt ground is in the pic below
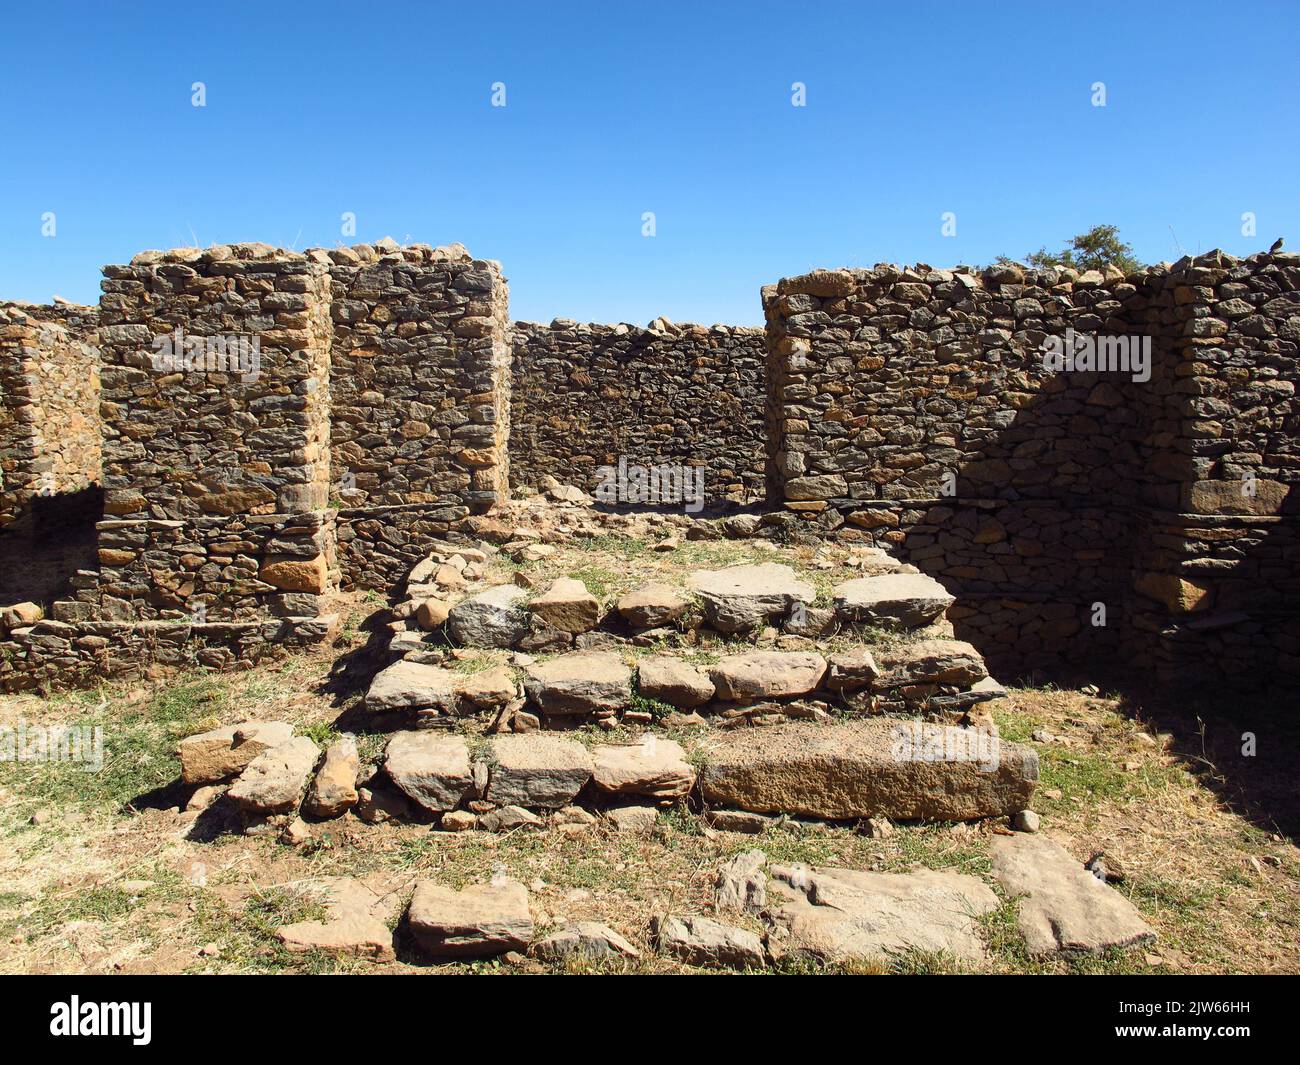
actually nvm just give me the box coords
[2,550,1297,975]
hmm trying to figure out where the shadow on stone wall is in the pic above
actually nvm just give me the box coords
[0,486,102,605]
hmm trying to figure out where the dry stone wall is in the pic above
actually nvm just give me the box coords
[511,320,765,504]
[0,301,101,533]
[764,252,1300,691]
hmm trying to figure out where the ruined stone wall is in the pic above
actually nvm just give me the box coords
[325,242,512,589]
[1125,253,1300,689]
[510,320,765,504]
[0,301,101,532]
[763,262,1152,673]
[764,253,1300,690]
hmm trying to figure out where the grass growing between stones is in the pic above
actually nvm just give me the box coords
[1,597,1297,975]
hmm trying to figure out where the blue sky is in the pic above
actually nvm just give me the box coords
[2,1,1297,325]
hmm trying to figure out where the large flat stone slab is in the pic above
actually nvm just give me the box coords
[990,835,1156,955]
[407,879,533,958]
[637,656,715,708]
[653,914,765,970]
[709,651,827,701]
[592,735,696,799]
[383,732,474,813]
[486,734,593,808]
[696,719,1037,821]
[765,865,998,965]
[179,720,295,785]
[833,572,955,628]
[687,563,815,633]
[227,736,319,814]
[277,877,396,962]
[616,582,690,629]
[364,660,458,713]
[522,651,632,715]
[527,577,600,634]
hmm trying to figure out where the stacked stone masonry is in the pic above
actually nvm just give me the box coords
[0,300,101,533]
[764,253,1299,689]
[0,242,1296,695]
[511,320,765,502]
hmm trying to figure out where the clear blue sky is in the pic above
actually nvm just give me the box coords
[2,1,1297,325]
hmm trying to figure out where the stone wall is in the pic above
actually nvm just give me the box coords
[510,320,765,504]
[763,252,1300,690]
[0,301,101,533]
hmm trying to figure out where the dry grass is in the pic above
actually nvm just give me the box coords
[1,543,1297,975]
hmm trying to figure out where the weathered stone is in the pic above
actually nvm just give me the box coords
[825,648,880,691]
[527,577,600,634]
[989,835,1155,955]
[407,880,533,958]
[653,914,765,970]
[455,665,518,712]
[604,804,659,833]
[384,732,474,813]
[276,878,396,962]
[365,660,459,713]
[715,850,767,913]
[179,720,295,785]
[637,656,714,707]
[522,651,632,715]
[227,736,320,814]
[446,584,530,648]
[696,719,1037,821]
[765,865,999,965]
[874,639,988,689]
[592,736,695,798]
[709,651,827,701]
[303,736,360,818]
[486,734,593,808]
[687,564,815,633]
[534,921,640,963]
[615,582,691,629]
[477,805,544,832]
[259,554,329,594]
[414,597,453,629]
[833,573,955,628]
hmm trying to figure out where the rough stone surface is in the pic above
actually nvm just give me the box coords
[637,656,715,708]
[276,878,397,962]
[592,736,695,799]
[522,651,633,715]
[365,660,458,713]
[227,736,320,814]
[527,577,600,634]
[303,736,360,818]
[687,564,815,633]
[990,834,1156,955]
[833,573,955,629]
[533,921,640,963]
[446,585,530,648]
[654,914,765,970]
[407,879,533,958]
[715,850,767,913]
[486,734,594,808]
[179,720,295,786]
[616,583,691,629]
[384,732,474,814]
[765,864,999,965]
[697,719,1037,821]
[709,650,827,701]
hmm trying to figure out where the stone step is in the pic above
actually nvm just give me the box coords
[695,718,1037,822]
